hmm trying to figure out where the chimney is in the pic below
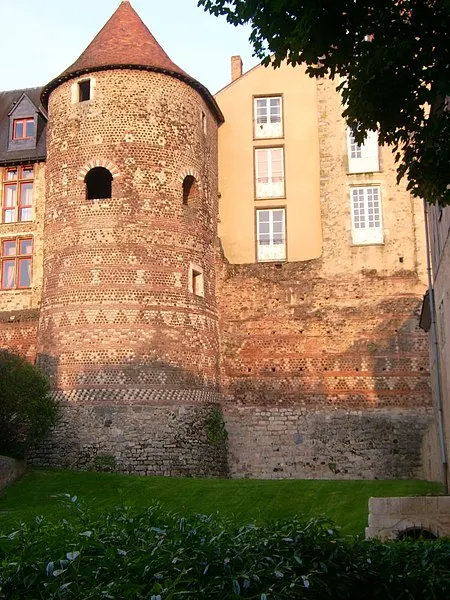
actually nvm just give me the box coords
[231,55,243,82]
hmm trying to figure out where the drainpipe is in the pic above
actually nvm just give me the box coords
[423,198,448,492]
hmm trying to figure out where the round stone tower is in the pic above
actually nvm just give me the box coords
[35,1,227,476]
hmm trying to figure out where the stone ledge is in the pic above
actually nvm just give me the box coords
[0,456,26,491]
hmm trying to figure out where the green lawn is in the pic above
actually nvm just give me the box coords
[0,469,443,536]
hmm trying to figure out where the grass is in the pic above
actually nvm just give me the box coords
[0,468,443,536]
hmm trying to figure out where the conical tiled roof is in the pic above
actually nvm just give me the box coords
[41,1,223,122]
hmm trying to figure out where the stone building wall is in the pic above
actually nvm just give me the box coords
[0,161,46,314]
[215,77,433,480]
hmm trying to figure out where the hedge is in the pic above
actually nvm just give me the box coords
[1,499,449,599]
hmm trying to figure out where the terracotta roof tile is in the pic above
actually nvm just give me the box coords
[41,1,223,123]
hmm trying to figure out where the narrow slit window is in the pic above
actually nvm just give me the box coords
[85,167,112,200]
[189,264,204,297]
[78,80,91,102]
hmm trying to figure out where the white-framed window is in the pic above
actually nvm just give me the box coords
[254,96,283,139]
[347,128,379,173]
[351,186,383,245]
[256,208,286,261]
[255,147,285,198]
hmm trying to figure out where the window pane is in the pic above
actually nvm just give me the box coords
[270,98,281,123]
[20,182,33,206]
[19,239,32,255]
[18,259,31,287]
[21,167,33,179]
[256,151,269,181]
[25,120,34,137]
[2,241,16,256]
[6,169,17,181]
[257,210,270,223]
[1,260,15,289]
[14,121,24,138]
[19,208,32,222]
[3,210,15,223]
[4,184,17,207]
[259,221,270,234]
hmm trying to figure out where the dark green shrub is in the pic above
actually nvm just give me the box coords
[0,350,60,458]
[0,499,449,599]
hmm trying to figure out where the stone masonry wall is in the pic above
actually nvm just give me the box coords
[217,259,433,479]
[29,402,228,478]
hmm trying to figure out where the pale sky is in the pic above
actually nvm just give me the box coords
[2,0,259,95]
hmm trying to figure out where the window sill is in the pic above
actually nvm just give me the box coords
[347,170,382,175]
[253,135,284,142]
[351,242,385,247]
[255,195,286,201]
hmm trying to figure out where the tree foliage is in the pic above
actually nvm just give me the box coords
[0,350,60,457]
[199,0,450,205]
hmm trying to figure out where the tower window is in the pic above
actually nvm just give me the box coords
[182,175,199,205]
[85,167,112,200]
[78,80,91,102]
[201,111,207,135]
[188,263,204,297]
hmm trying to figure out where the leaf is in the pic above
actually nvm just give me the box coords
[66,551,80,561]
[232,579,241,595]
[80,530,93,537]
[274,570,284,579]
[46,561,55,576]
[53,569,66,577]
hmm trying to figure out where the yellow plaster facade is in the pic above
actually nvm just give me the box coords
[216,61,322,264]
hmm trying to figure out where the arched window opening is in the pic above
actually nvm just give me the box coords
[182,175,199,205]
[396,527,438,541]
[85,167,113,200]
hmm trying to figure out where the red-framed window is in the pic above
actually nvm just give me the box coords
[0,237,33,290]
[2,166,33,223]
[13,118,34,140]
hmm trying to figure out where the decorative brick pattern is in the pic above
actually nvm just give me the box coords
[0,309,38,361]
[38,69,220,406]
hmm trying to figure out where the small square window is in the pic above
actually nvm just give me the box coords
[78,80,91,102]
